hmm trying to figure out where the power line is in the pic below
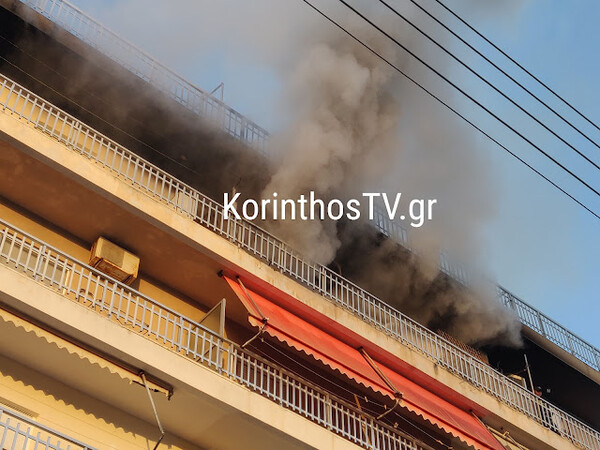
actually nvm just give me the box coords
[433,0,600,135]
[406,0,600,155]
[252,340,384,409]
[299,0,600,220]
[376,0,600,173]
[335,0,600,197]
[334,0,600,199]
[0,33,264,187]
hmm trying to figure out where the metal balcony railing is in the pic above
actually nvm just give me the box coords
[17,0,269,153]
[373,212,600,373]
[0,220,426,450]
[1,74,599,449]
[499,287,600,371]
[0,407,96,450]
[15,0,598,378]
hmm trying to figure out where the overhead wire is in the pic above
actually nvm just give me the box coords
[299,0,600,219]
[3,10,599,219]
[377,0,600,171]
[433,0,600,134]
[405,0,600,155]
[252,339,384,408]
[332,0,600,199]
[0,35,215,182]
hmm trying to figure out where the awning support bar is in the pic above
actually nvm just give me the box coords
[471,412,507,449]
[140,371,165,450]
[359,348,403,419]
[242,320,268,348]
[236,277,269,348]
[236,277,267,321]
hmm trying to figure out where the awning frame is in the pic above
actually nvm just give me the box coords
[0,302,173,398]
[224,275,505,450]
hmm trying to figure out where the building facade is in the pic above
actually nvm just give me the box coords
[0,1,598,449]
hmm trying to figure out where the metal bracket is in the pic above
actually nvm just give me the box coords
[210,82,225,102]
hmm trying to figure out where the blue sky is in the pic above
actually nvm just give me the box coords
[459,1,600,345]
[68,0,599,347]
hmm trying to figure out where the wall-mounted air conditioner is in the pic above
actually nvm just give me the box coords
[89,237,139,285]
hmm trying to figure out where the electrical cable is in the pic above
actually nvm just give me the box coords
[252,339,453,449]
[255,339,384,407]
[0,34,113,114]
[333,0,600,199]
[388,407,453,450]
[405,0,600,155]
[433,0,600,134]
[4,13,599,221]
[300,0,600,219]
[377,0,600,171]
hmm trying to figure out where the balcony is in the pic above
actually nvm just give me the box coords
[8,0,598,379]
[0,406,96,450]
[0,72,598,449]
[373,211,600,375]
[16,0,268,154]
[10,0,599,384]
[0,218,428,450]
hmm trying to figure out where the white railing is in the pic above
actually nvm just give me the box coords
[0,407,96,450]
[17,0,269,153]
[0,220,426,450]
[15,0,597,377]
[373,212,600,373]
[0,74,598,449]
[499,287,600,371]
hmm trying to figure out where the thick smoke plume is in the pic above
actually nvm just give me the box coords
[262,36,401,263]
[71,0,522,347]
[336,221,522,346]
[256,5,521,346]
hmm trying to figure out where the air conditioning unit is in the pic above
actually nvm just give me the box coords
[89,237,139,285]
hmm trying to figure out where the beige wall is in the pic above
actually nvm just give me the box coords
[0,261,360,450]
[0,197,211,325]
[0,352,197,450]
[0,80,582,450]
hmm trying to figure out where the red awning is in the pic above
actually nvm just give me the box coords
[225,276,504,450]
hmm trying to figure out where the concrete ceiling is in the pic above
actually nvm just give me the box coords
[0,138,251,328]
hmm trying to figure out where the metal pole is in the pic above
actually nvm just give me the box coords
[524,354,535,393]
[140,372,165,450]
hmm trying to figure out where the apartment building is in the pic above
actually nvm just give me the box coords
[0,1,598,449]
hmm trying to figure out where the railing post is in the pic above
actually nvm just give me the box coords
[216,337,224,374]
[33,244,47,281]
[566,334,575,354]
[107,286,116,318]
[279,372,284,407]
[325,393,333,431]
[536,310,546,335]
[365,417,376,450]
[229,346,237,380]
[177,316,184,353]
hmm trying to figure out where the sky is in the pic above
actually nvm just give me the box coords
[67,0,600,347]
